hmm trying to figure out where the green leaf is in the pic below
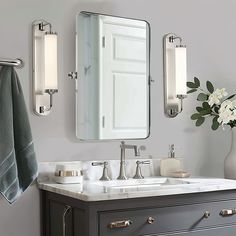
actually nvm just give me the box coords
[191,113,201,120]
[199,109,211,116]
[194,77,200,87]
[187,82,198,89]
[206,81,214,93]
[187,89,197,94]
[229,120,236,128]
[196,117,205,126]
[226,94,236,100]
[211,116,220,130]
[196,106,204,112]
[202,102,210,109]
[214,106,219,114]
[197,93,208,101]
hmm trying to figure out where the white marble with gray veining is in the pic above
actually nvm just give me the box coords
[38,178,236,202]
[38,167,236,202]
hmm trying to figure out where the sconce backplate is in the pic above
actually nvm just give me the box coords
[163,33,180,118]
[32,20,51,116]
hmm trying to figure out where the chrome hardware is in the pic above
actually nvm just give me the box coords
[220,209,236,217]
[102,36,106,48]
[163,33,187,118]
[117,141,144,180]
[149,75,155,83]
[169,144,175,158]
[133,160,150,179]
[57,170,80,177]
[0,58,24,68]
[39,89,58,114]
[147,216,155,224]
[32,19,58,116]
[68,71,78,79]
[63,205,72,236]
[92,161,111,181]
[108,220,132,229]
[203,211,211,218]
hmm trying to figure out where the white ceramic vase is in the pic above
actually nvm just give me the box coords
[224,128,236,179]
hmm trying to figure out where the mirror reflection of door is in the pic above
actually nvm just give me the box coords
[100,16,148,139]
[76,12,150,140]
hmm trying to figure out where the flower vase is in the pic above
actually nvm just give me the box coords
[225,128,236,179]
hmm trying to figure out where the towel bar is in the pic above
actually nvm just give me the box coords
[0,58,24,68]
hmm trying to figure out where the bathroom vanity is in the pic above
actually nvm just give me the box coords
[39,178,236,236]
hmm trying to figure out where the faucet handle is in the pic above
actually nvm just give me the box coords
[91,161,111,181]
[133,160,150,179]
[138,160,150,165]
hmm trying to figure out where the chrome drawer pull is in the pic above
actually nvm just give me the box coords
[108,220,132,229]
[220,209,236,217]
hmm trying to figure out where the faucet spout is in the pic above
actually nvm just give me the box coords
[117,141,142,180]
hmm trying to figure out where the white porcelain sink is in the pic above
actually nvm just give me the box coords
[91,177,197,191]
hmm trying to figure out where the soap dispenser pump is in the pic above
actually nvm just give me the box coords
[169,144,175,158]
[160,144,181,177]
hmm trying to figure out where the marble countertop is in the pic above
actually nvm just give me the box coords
[38,177,236,202]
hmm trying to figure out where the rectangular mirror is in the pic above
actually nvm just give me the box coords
[76,11,150,140]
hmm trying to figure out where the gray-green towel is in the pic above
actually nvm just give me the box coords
[0,66,38,204]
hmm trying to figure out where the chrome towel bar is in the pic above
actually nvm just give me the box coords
[0,58,24,68]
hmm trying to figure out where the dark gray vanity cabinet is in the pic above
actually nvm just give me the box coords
[41,190,236,236]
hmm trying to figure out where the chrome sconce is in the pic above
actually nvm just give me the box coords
[163,33,187,117]
[32,20,58,116]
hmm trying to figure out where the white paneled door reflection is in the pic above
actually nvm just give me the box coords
[100,17,148,139]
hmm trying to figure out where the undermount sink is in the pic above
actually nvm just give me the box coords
[91,177,198,192]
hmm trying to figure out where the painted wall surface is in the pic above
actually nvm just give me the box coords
[0,0,235,235]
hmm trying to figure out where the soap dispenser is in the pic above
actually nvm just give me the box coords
[160,144,181,177]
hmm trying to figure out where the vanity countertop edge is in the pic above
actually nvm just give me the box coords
[38,178,236,202]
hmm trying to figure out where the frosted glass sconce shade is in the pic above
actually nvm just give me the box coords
[175,46,187,96]
[163,33,187,118]
[32,20,58,116]
[43,33,58,90]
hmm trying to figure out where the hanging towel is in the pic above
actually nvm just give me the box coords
[0,66,38,204]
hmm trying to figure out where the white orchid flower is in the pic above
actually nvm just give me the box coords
[215,88,228,98]
[208,88,228,107]
[208,94,220,106]
[218,98,236,125]
[232,99,236,107]
[219,100,233,113]
[218,110,232,124]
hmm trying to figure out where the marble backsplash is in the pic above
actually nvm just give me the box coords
[38,157,184,183]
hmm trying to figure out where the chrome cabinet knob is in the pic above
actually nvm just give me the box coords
[203,211,211,218]
[147,216,155,224]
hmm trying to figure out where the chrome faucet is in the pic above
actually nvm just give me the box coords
[117,141,140,180]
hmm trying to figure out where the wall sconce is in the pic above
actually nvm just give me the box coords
[163,33,187,118]
[32,20,58,116]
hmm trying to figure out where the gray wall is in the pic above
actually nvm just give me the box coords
[0,0,234,235]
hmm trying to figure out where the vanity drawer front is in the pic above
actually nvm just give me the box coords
[99,200,236,236]
[161,225,236,236]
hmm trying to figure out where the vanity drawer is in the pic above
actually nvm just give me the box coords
[162,224,236,236]
[99,200,236,236]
